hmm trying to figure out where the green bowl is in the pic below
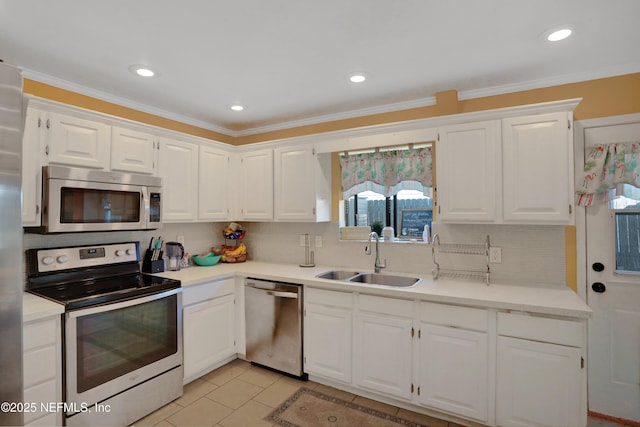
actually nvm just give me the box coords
[191,252,221,266]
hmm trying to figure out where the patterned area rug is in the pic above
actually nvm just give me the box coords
[266,387,433,427]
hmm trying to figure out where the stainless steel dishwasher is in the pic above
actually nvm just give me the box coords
[245,278,306,378]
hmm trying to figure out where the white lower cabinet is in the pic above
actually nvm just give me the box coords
[417,302,489,422]
[355,295,413,400]
[304,288,353,383]
[496,313,585,427]
[182,279,237,384]
[23,315,62,426]
[304,289,587,427]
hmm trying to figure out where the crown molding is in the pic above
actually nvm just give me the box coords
[20,63,640,139]
[20,68,233,136]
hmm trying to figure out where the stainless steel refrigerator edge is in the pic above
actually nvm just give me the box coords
[0,62,24,426]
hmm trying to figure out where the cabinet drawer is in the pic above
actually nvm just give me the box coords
[358,294,413,318]
[24,379,58,424]
[306,287,353,309]
[24,345,57,388]
[23,319,58,352]
[183,278,235,306]
[497,312,583,347]
[420,302,488,332]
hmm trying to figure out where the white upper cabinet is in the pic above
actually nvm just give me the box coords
[274,145,331,222]
[238,149,273,220]
[436,120,501,223]
[198,145,233,221]
[159,137,199,222]
[502,112,574,224]
[46,112,110,169]
[22,108,44,226]
[110,126,157,175]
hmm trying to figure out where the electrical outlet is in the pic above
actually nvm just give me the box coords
[490,247,502,264]
[177,235,185,246]
[299,234,306,247]
[315,235,323,248]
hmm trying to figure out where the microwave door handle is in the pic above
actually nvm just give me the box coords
[141,186,150,228]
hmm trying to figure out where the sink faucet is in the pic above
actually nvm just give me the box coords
[366,231,387,273]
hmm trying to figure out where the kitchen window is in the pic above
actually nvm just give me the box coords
[340,144,433,240]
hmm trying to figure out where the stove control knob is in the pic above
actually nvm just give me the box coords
[57,255,69,264]
[115,249,125,257]
[42,256,55,265]
[126,249,135,256]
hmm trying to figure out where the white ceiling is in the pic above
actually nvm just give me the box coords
[1,0,639,137]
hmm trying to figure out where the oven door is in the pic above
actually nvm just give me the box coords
[45,177,152,233]
[65,288,182,412]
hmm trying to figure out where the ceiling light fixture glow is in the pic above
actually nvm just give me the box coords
[547,28,572,42]
[129,64,158,78]
[349,74,366,83]
[230,105,244,111]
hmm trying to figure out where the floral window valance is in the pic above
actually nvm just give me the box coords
[576,142,640,206]
[339,147,433,199]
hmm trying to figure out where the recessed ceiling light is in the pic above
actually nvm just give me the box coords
[129,65,159,78]
[547,28,572,42]
[230,105,244,111]
[349,74,367,83]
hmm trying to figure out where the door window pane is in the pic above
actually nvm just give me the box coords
[615,210,640,274]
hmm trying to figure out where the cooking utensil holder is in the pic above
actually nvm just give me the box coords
[142,250,164,273]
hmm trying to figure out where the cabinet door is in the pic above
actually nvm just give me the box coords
[22,109,44,226]
[304,303,352,383]
[238,149,273,220]
[46,112,110,169]
[418,323,488,422]
[198,145,231,220]
[111,126,156,174]
[355,312,413,400]
[183,294,236,383]
[274,146,316,221]
[502,112,573,224]
[496,336,582,427]
[437,120,500,222]
[159,137,198,222]
[23,316,62,426]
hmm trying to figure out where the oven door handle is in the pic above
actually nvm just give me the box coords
[66,287,182,318]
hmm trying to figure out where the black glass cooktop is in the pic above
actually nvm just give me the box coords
[28,271,181,311]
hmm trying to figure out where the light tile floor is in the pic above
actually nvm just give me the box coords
[132,359,628,427]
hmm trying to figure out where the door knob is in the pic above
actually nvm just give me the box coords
[592,262,605,272]
[592,282,606,293]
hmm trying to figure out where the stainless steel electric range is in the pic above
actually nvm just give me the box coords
[26,242,183,426]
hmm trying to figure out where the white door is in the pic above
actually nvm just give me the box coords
[47,112,110,169]
[238,149,273,220]
[111,126,156,175]
[354,312,413,400]
[198,145,231,220]
[436,120,500,223]
[304,303,352,383]
[496,336,582,427]
[419,323,488,422]
[274,146,316,221]
[158,137,199,222]
[582,119,640,423]
[502,112,574,224]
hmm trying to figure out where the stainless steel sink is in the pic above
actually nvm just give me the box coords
[316,270,360,280]
[349,273,421,287]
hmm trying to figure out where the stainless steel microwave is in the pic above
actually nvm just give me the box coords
[26,166,162,234]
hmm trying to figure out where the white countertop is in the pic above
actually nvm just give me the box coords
[23,292,64,323]
[155,261,592,319]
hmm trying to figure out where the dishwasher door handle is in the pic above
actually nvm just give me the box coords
[266,290,298,299]
[247,283,299,299]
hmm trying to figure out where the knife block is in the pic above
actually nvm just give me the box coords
[142,250,164,273]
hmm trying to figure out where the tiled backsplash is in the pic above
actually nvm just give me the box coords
[23,221,568,289]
